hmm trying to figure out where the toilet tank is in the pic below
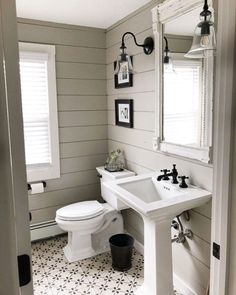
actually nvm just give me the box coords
[96,166,135,210]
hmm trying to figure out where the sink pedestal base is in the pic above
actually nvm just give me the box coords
[135,217,175,295]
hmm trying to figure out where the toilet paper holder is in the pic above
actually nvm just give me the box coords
[27,181,46,191]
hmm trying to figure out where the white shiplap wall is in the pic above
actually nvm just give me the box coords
[17,18,107,224]
[106,4,213,295]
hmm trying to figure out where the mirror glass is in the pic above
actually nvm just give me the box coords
[163,7,205,147]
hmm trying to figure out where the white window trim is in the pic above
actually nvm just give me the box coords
[19,42,60,182]
[151,0,214,164]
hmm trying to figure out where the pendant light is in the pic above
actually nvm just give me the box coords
[163,36,175,73]
[185,0,216,58]
[114,32,154,74]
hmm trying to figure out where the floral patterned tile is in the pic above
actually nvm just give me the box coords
[31,235,183,295]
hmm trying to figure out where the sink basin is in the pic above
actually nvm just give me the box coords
[105,172,211,219]
[105,172,211,295]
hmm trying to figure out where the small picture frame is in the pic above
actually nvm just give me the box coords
[115,99,133,128]
[114,57,133,89]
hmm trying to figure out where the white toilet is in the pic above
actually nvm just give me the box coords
[55,166,135,262]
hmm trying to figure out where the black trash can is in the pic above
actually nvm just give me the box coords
[109,233,134,271]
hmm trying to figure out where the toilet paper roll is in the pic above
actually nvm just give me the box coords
[30,183,44,194]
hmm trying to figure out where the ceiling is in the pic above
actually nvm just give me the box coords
[16,0,152,29]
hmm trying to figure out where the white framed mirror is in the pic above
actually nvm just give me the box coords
[152,0,214,163]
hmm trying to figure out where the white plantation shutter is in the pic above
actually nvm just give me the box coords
[20,52,51,166]
[163,59,202,146]
[19,43,60,182]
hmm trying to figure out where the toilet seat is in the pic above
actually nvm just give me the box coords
[56,200,104,221]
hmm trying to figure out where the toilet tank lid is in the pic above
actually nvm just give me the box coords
[96,166,135,179]
[56,201,104,220]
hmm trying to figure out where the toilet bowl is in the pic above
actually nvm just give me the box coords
[56,166,135,262]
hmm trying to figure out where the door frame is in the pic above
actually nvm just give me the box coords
[210,0,236,294]
[0,0,33,294]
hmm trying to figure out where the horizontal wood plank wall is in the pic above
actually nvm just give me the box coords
[17,18,107,224]
[106,4,213,295]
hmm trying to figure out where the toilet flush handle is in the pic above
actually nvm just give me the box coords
[97,173,102,178]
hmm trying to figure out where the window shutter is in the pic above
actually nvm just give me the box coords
[19,52,52,167]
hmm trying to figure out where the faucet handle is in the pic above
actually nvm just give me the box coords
[178,176,189,188]
[160,169,170,180]
[160,169,170,174]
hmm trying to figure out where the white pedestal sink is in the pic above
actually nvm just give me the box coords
[104,173,211,295]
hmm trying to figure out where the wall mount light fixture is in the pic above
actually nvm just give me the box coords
[163,36,170,64]
[163,36,175,73]
[185,0,216,58]
[114,32,154,74]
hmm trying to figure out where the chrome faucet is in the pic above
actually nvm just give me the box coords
[157,164,178,184]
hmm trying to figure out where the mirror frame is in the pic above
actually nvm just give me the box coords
[151,0,214,163]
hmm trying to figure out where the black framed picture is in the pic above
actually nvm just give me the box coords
[114,57,133,89]
[115,99,133,128]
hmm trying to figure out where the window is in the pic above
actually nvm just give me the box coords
[19,43,60,182]
[163,59,203,146]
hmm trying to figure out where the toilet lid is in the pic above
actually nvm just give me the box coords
[56,201,104,221]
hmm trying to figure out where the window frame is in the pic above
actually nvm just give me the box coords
[151,0,214,163]
[19,42,60,182]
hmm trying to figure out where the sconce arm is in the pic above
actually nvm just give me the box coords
[120,31,154,55]
[164,36,169,53]
[121,31,145,49]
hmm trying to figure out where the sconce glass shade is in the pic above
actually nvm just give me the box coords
[164,52,175,73]
[185,48,203,59]
[114,48,133,75]
[164,61,175,73]
[185,22,216,58]
[114,32,154,75]
[185,4,216,59]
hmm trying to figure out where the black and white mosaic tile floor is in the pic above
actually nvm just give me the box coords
[32,235,183,295]
[32,235,144,295]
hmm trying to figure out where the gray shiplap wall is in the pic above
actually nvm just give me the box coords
[106,4,212,295]
[17,18,107,224]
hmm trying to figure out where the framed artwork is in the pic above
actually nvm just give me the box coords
[114,57,133,89]
[115,99,133,128]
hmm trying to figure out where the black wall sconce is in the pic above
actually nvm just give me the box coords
[114,32,154,75]
[163,36,174,73]
[163,36,170,64]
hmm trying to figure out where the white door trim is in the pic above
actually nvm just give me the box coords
[210,0,236,294]
[0,0,33,294]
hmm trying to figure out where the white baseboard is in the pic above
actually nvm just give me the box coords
[30,220,65,242]
[133,238,144,255]
[173,274,197,295]
[130,235,196,295]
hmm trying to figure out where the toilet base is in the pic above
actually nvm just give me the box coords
[63,211,124,262]
[64,242,110,262]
